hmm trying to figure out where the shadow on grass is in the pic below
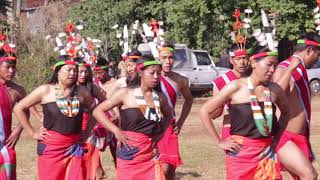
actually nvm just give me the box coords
[176,171,202,179]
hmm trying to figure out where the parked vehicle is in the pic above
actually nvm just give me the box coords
[138,43,229,91]
[307,61,320,95]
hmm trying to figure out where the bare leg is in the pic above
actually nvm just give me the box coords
[277,141,317,180]
[95,159,106,180]
[162,163,176,180]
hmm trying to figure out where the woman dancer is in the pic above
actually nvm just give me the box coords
[93,56,172,179]
[14,56,95,180]
[200,46,292,179]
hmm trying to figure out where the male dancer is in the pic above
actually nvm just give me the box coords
[273,32,320,180]
[157,43,193,180]
[0,48,27,180]
[212,44,250,140]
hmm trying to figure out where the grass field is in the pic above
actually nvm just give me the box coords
[15,97,320,180]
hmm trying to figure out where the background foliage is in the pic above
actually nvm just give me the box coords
[0,0,317,91]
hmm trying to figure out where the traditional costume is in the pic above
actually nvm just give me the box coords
[0,83,16,180]
[225,10,281,179]
[276,53,312,160]
[212,9,252,140]
[38,82,84,180]
[157,75,182,167]
[0,33,18,180]
[117,84,165,180]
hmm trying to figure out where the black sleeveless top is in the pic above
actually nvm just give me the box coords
[120,108,163,136]
[229,102,278,139]
[42,102,84,134]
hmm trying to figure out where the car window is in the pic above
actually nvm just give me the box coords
[312,61,320,69]
[193,51,212,66]
[173,49,191,69]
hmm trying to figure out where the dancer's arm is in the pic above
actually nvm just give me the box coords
[200,81,241,152]
[273,58,301,91]
[93,88,130,148]
[14,85,49,140]
[175,77,193,134]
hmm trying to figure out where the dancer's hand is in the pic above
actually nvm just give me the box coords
[114,129,131,150]
[217,138,241,152]
[288,57,302,71]
[173,122,182,135]
[5,127,23,149]
[32,127,48,140]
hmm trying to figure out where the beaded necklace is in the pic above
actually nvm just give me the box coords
[134,87,162,122]
[54,85,80,117]
[247,78,273,136]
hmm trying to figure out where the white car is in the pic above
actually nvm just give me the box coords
[307,61,320,95]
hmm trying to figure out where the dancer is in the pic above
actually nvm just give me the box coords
[93,56,172,180]
[0,47,26,180]
[76,59,110,180]
[273,32,320,180]
[157,43,193,179]
[212,43,250,140]
[93,56,120,166]
[200,45,290,179]
[14,56,96,180]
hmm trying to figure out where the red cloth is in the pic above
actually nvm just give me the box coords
[221,126,231,140]
[226,135,280,180]
[81,112,114,180]
[157,119,182,167]
[0,83,16,180]
[212,70,238,109]
[38,131,84,180]
[159,76,182,167]
[276,130,311,160]
[117,131,165,180]
[212,71,238,140]
[160,76,177,108]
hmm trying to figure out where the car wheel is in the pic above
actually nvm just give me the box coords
[310,79,320,95]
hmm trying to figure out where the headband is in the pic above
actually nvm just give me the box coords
[297,39,320,47]
[158,47,174,52]
[249,51,278,61]
[137,60,162,72]
[93,65,108,71]
[79,63,90,67]
[0,56,16,63]
[229,50,248,57]
[123,55,142,61]
[54,60,78,69]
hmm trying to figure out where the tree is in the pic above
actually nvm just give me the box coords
[68,0,317,61]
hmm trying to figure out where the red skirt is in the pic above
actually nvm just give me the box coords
[226,135,280,180]
[157,119,182,167]
[38,131,84,180]
[0,145,16,180]
[276,130,311,160]
[221,126,231,140]
[117,131,165,180]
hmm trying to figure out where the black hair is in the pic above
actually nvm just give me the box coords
[96,56,109,67]
[0,49,17,65]
[251,45,270,62]
[229,43,241,53]
[293,32,320,52]
[161,42,175,49]
[127,49,142,62]
[127,55,162,92]
[278,38,293,62]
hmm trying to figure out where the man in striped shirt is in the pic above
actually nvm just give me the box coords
[211,43,250,140]
[273,32,320,180]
